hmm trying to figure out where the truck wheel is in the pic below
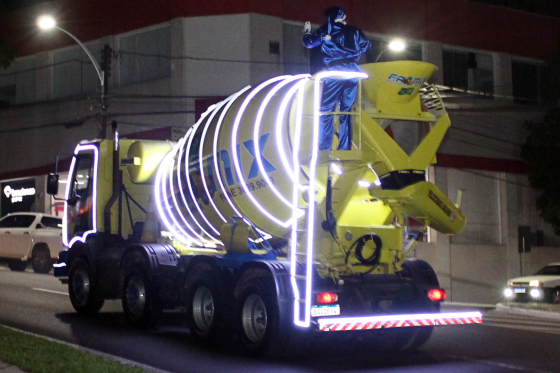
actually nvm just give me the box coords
[122,266,160,327]
[7,260,27,272]
[31,245,52,274]
[401,259,440,349]
[68,258,104,315]
[184,263,229,344]
[234,269,284,356]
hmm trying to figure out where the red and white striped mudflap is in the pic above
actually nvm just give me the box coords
[317,311,483,332]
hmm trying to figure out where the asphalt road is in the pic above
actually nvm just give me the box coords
[1,262,560,373]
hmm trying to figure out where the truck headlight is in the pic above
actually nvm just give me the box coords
[504,288,513,298]
[530,288,540,298]
[529,280,540,287]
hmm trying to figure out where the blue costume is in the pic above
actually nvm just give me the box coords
[302,7,371,150]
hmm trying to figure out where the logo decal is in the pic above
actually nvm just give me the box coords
[398,87,415,95]
[428,190,456,222]
[387,74,426,87]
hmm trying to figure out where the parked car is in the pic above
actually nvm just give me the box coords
[504,263,560,304]
[0,212,63,273]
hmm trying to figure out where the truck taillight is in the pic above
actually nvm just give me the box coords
[317,292,338,304]
[427,289,446,301]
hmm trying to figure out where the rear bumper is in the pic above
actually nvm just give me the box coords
[316,311,483,331]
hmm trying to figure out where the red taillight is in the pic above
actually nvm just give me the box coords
[427,289,446,301]
[317,292,338,304]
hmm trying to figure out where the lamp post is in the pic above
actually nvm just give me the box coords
[37,15,109,138]
[375,38,407,62]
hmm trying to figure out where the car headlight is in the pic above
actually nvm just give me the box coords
[529,280,540,287]
[530,288,541,298]
[504,288,513,298]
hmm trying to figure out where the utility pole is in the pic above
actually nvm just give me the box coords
[100,44,112,139]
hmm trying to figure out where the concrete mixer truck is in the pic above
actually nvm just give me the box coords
[48,61,482,355]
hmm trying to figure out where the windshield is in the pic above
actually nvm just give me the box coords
[66,151,94,239]
[535,265,560,276]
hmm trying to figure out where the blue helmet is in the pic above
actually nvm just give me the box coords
[324,6,345,22]
[324,6,346,39]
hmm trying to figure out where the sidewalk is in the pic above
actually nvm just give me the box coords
[0,361,25,373]
[496,302,560,320]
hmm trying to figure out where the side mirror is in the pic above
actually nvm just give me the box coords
[47,174,59,195]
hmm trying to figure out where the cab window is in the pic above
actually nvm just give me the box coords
[40,216,63,229]
[0,215,36,228]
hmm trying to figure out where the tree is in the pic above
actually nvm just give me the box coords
[521,108,560,235]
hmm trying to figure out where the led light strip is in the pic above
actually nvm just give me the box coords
[275,79,309,181]
[290,82,306,327]
[172,133,213,244]
[231,76,294,228]
[291,71,369,328]
[199,99,231,225]
[178,122,220,243]
[253,74,309,208]
[63,144,99,248]
[155,139,203,246]
[213,86,252,219]
[317,311,483,331]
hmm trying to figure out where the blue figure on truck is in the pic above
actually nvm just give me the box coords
[302,6,371,150]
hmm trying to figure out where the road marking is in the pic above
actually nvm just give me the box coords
[32,288,68,296]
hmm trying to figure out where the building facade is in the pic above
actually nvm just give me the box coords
[0,0,559,303]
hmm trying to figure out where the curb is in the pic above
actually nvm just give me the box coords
[495,303,560,320]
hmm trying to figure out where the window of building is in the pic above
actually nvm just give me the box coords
[15,57,36,104]
[0,84,15,108]
[512,60,549,105]
[52,41,102,99]
[269,41,280,55]
[119,25,171,86]
[0,62,16,107]
[443,49,494,94]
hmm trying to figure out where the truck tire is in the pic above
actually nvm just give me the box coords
[234,268,285,356]
[68,258,104,315]
[184,263,230,344]
[400,259,440,349]
[31,244,52,274]
[7,260,27,272]
[122,265,160,327]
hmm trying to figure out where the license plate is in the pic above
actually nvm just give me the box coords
[311,305,340,317]
[514,288,526,293]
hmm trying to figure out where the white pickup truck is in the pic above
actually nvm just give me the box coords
[0,212,63,273]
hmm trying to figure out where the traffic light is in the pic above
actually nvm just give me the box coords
[101,44,112,78]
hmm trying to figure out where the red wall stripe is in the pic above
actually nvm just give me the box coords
[1,0,559,60]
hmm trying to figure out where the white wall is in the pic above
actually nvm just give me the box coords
[183,14,252,96]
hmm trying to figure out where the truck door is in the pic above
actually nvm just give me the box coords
[0,214,36,259]
[65,148,96,246]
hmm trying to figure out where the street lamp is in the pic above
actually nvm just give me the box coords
[37,15,109,138]
[374,38,407,62]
